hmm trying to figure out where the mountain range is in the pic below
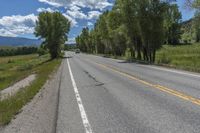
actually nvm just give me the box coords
[0,36,42,47]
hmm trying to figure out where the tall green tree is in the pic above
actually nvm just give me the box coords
[185,0,200,9]
[115,0,142,59]
[194,11,200,42]
[35,12,70,59]
[164,4,182,45]
[76,0,180,63]
[107,9,127,56]
[139,0,166,62]
[185,0,200,43]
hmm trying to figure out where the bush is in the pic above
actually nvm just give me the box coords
[125,48,132,61]
[157,53,171,64]
[0,47,38,57]
[37,48,47,56]
[7,60,15,64]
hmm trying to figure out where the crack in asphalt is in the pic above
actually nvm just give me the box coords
[83,70,105,87]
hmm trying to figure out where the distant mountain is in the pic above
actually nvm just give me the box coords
[0,36,42,47]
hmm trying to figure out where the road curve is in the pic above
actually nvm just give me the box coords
[56,51,200,133]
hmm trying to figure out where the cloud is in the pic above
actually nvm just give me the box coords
[37,7,58,13]
[64,4,102,20]
[88,11,102,19]
[0,14,37,37]
[38,0,62,7]
[87,22,93,26]
[0,29,17,37]
[0,12,78,37]
[66,5,87,19]
[38,0,113,10]
[66,37,75,44]
[62,13,78,27]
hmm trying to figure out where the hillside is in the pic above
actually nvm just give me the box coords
[0,36,42,46]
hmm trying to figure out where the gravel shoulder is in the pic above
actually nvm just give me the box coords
[0,61,63,133]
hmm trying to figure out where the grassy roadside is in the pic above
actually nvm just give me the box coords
[156,43,200,72]
[0,57,61,126]
[0,54,50,91]
[91,43,200,73]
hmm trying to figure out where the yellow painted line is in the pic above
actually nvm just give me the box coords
[86,59,200,106]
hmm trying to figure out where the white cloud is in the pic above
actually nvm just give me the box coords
[38,0,113,10]
[65,4,102,20]
[0,29,17,37]
[66,37,75,44]
[38,0,62,7]
[66,5,87,19]
[37,7,57,13]
[88,11,102,19]
[69,5,81,11]
[62,13,78,27]
[0,12,78,37]
[87,22,93,26]
[0,14,37,37]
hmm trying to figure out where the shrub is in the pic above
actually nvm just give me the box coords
[37,48,47,56]
[125,48,132,61]
[158,53,171,64]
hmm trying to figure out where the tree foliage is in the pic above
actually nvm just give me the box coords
[164,4,182,45]
[185,0,200,9]
[76,0,186,63]
[0,47,38,57]
[35,12,70,59]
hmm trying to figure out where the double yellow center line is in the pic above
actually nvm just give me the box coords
[88,59,200,106]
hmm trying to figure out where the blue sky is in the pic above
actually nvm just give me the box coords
[0,0,195,43]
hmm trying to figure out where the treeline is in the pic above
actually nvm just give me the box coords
[0,47,38,57]
[64,44,77,50]
[76,0,200,63]
[181,12,200,43]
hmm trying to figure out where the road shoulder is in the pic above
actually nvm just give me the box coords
[0,61,63,133]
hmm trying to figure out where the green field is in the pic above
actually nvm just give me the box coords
[0,54,50,91]
[156,43,200,72]
[0,54,61,125]
[0,46,13,49]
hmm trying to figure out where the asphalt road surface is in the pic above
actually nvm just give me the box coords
[56,51,200,133]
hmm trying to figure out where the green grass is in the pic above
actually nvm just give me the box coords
[93,43,200,73]
[0,46,13,49]
[0,57,61,125]
[0,54,50,91]
[156,43,200,72]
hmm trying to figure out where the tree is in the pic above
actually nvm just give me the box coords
[76,0,180,63]
[164,4,182,45]
[77,27,91,53]
[95,11,112,54]
[139,0,166,62]
[107,10,127,56]
[185,0,200,9]
[185,0,200,43]
[115,0,142,59]
[194,11,200,42]
[35,12,70,59]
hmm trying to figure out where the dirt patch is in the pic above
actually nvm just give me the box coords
[0,74,36,100]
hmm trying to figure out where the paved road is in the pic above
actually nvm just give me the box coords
[56,52,200,133]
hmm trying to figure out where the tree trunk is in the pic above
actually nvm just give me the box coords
[153,50,156,63]
[130,47,135,59]
[136,38,142,60]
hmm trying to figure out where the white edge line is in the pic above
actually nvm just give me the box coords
[67,59,93,133]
